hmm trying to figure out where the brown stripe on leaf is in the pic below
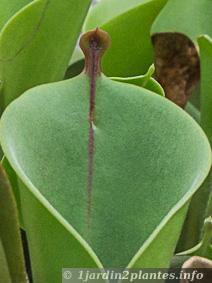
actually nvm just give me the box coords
[79,29,111,227]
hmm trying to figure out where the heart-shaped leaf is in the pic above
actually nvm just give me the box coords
[0,29,211,282]
[0,0,92,113]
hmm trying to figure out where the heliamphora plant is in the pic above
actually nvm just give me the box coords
[0,1,212,283]
[0,27,211,282]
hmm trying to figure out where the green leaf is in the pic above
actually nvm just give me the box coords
[0,0,92,112]
[65,59,165,98]
[197,35,212,244]
[0,240,11,283]
[198,35,212,144]
[0,30,211,280]
[128,202,189,268]
[189,85,200,110]
[0,0,31,31]
[0,165,27,282]
[64,59,85,80]
[178,171,212,253]
[84,0,167,77]
[16,178,103,283]
[151,0,212,42]
[185,103,200,124]
[84,0,149,30]
[65,47,85,80]
[69,47,84,66]
[177,217,212,260]
[111,64,165,96]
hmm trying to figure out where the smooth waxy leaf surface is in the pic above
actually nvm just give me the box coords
[177,216,212,260]
[173,217,212,268]
[198,36,212,145]
[151,0,212,42]
[84,0,167,77]
[198,35,212,242]
[111,65,165,96]
[0,0,31,31]
[0,165,27,283]
[84,0,147,29]
[0,0,91,112]
[0,240,11,283]
[185,103,200,124]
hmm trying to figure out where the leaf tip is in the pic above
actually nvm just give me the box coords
[79,28,111,75]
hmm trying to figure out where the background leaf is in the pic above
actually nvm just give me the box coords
[84,0,148,30]
[177,216,212,260]
[0,0,31,31]
[197,35,212,241]
[84,0,167,77]
[198,36,212,146]
[0,0,92,112]
[151,0,212,42]
[111,64,165,96]
[0,165,27,283]
[0,240,11,283]
[151,0,212,251]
